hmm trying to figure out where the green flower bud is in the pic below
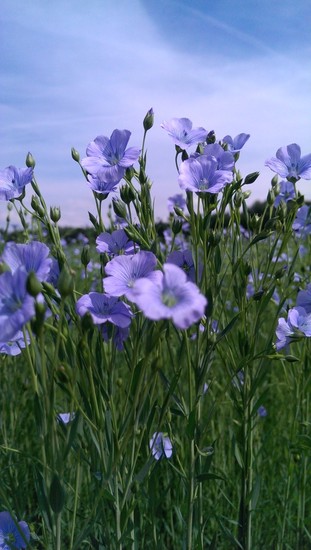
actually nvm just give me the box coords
[143,107,154,131]
[81,244,90,267]
[112,198,127,219]
[57,266,74,297]
[26,271,43,297]
[172,218,182,235]
[50,206,61,223]
[26,152,35,168]
[267,189,275,206]
[120,184,135,205]
[271,174,279,188]
[71,147,80,162]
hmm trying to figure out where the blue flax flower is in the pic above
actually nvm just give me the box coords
[81,129,141,183]
[149,432,173,460]
[0,166,33,201]
[222,133,250,153]
[292,205,311,237]
[166,249,202,283]
[265,144,311,181]
[2,241,52,281]
[0,330,30,356]
[0,268,36,342]
[131,263,207,329]
[178,156,232,194]
[167,193,186,214]
[76,293,133,328]
[103,251,160,301]
[274,180,295,207]
[297,283,311,313]
[0,511,30,549]
[276,307,311,350]
[87,172,120,195]
[96,229,135,256]
[201,143,235,171]
[161,118,207,149]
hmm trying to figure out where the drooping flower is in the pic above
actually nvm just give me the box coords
[2,241,52,281]
[275,306,311,350]
[149,432,173,460]
[222,133,250,153]
[96,229,135,256]
[265,144,311,181]
[178,156,232,194]
[0,511,30,549]
[161,118,207,149]
[274,180,295,207]
[0,268,36,342]
[103,251,160,300]
[81,129,141,183]
[0,166,33,201]
[76,292,133,328]
[131,263,207,329]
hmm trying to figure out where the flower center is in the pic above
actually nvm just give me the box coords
[161,290,177,308]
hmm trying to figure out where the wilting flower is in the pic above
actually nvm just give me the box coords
[274,180,295,207]
[161,118,207,149]
[178,156,232,194]
[0,511,30,549]
[81,129,141,183]
[222,133,250,153]
[76,292,133,328]
[103,251,160,300]
[2,241,52,281]
[0,268,36,342]
[131,263,207,329]
[275,306,311,350]
[96,229,135,256]
[149,432,173,460]
[265,144,311,181]
[292,205,311,237]
[0,166,33,201]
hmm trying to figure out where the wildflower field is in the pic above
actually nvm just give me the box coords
[0,111,311,549]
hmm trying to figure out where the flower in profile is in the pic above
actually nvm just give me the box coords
[149,432,173,460]
[178,156,232,194]
[0,268,36,342]
[292,205,311,237]
[275,306,311,350]
[265,144,311,181]
[101,324,130,351]
[76,292,133,328]
[274,180,295,207]
[297,283,311,313]
[0,166,33,201]
[103,251,160,300]
[161,118,207,149]
[0,510,30,549]
[131,263,207,329]
[0,330,30,356]
[81,129,141,183]
[222,133,250,153]
[202,143,235,171]
[167,193,186,214]
[87,171,120,195]
[2,241,52,281]
[96,229,135,256]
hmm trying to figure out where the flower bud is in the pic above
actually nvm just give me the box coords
[271,174,278,188]
[143,108,154,131]
[57,265,74,297]
[26,152,36,168]
[112,198,127,219]
[50,206,61,223]
[71,147,80,162]
[267,189,275,206]
[120,184,135,205]
[172,218,183,235]
[26,271,43,297]
[81,244,90,267]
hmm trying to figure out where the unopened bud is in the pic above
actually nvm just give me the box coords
[172,218,182,235]
[143,108,154,131]
[26,152,36,168]
[81,244,90,267]
[71,147,80,162]
[112,198,127,219]
[26,271,42,297]
[57,265,74,297]
[50,206,61,223]
[267,189,275,206]
[120,184,135,205]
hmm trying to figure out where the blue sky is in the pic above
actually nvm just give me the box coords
[1,0,310,226]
